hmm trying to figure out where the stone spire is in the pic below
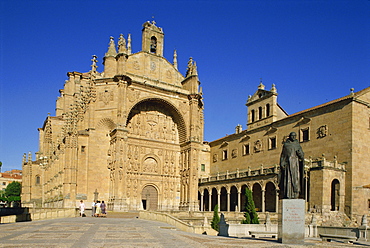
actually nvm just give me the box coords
[173,50,178,70]
[127,34,132,55]
[118,34,127,54]
[90,55,98,77]
[105,36,117,57]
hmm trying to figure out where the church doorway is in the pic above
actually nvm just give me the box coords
[141,185,158,211]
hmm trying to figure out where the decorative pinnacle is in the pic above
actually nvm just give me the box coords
[127,34,132,55]
[258,79,265,90]
[105,36,117,57]
[173,49,178,70]
[271,83,277,93]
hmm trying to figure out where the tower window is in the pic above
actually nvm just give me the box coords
[258,106,263,119]
[266,104,270,117]
[251,110,255,122]
[201,164,205,172]
[36,175,40,185]
[150,36,157,53]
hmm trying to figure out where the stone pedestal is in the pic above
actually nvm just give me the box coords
[278,199,305,244]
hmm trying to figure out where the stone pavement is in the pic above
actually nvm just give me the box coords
[0,213,369,248]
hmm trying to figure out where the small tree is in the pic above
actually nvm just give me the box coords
[211,204,220,231]
[5,181,21,203]
[241,188,259,224]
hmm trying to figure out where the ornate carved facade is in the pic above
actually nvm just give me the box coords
[22,21,206,211]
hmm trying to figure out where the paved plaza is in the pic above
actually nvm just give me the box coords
[1,213,370,247]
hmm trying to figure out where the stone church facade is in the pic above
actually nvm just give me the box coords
[22,21,370,223]
[22,21,207,211]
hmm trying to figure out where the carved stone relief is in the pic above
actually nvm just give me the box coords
[317,125,328,138]
[127,104,178,143]
[213,153,218,162]
[254,139,262,153]
[99,89,114,105]
[232,149,238,158]
[142,157,158,174]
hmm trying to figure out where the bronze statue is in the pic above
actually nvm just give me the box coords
[278,132,304,199]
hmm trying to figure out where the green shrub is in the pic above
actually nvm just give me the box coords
[211,204,220,231]
[241,188,259,224]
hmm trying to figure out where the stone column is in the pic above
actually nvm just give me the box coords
[262,189,265,212]
[237,190,241,212]
[275,190,279,212]
[217,190,221,210]
[227,192,230,212]
[208,192,212,211]
[200,191,204,211]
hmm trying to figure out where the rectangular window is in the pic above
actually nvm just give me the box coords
[301,128,310,142]
[81,146,86,153]
[243,144,250,155]
[2,182,6,186]
[222,150,228,160]
[269,137,277,150]
[201,164,205,172]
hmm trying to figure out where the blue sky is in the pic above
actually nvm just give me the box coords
[0,0,369,171]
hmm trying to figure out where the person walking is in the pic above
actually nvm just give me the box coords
[95,201,101,217]
[100,200,106,217]
[79,200,85,217]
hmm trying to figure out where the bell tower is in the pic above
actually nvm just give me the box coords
[142,21,164,56]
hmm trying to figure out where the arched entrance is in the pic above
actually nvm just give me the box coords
[220,187,227,211]
[265,182,276,212]
[252,183,262,212]
[331,179,340,211]
[230,186,238,211]
[203,189,210,211]
[141,185,158,210]
[240,185,248,212]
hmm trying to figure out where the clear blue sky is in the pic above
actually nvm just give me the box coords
[0,0,369,172]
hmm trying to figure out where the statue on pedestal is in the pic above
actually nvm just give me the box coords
[279,132,304,199]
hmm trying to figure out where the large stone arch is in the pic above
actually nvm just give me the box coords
[126,98,187,144]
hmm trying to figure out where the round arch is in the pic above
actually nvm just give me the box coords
[331,179,340,211]
[252,183,262,212]
[265,181,277,212]
[141,184,159,211]
[126,98,187,144]
[220,187,227,211]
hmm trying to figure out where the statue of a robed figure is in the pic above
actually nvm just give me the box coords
[278,132,304,199]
